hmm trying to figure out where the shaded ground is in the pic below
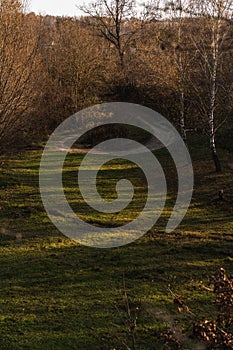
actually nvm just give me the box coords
[0,134,232,349]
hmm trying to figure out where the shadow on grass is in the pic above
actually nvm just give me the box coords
[0,233,232,349]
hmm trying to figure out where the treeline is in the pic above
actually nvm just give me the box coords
[0,0,232,171]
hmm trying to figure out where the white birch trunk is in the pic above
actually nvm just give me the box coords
[209,17,222,172]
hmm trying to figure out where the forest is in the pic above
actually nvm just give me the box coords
[0,0,232,170]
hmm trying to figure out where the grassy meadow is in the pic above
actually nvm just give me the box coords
[0,134,233,349]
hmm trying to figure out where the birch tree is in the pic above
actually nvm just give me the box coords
[190,0,233,171]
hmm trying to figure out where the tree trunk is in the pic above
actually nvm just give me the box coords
[177,4,187,145]
[179,87,187,144]
[209,109,222,172]
[212,148,222,172]
[210,127,222,172]
[209,31,221,172]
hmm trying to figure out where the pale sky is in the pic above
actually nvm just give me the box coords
[28,0,143,17]
[29,0,83,17]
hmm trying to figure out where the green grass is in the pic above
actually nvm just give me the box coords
[0,134,233,349]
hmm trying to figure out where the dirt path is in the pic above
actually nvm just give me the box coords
[66,136,164,155]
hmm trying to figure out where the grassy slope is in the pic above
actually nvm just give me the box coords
[0,134,232,350]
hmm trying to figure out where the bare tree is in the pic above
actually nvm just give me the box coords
[39,18,103,120]
[78,0,139,69]
[161,0,195,143]
[0,0,41,146]
[189,0,233,171]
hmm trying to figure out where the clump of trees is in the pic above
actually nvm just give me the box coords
[0,0,41,146]
[0,0,232,171]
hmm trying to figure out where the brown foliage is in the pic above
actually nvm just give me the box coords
[0,1,42,148]
[193,268,233,349]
